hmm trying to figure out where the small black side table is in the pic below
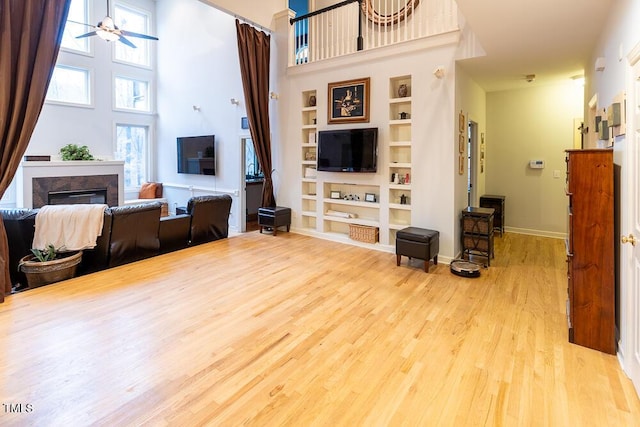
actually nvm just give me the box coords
[479,195,505,236]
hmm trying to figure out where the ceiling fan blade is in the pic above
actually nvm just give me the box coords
[118,35,137,49]
[76,31,97,39]
[67,19,96,28]
[120,30,158,41]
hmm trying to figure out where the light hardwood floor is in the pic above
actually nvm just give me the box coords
[1,232,639,426]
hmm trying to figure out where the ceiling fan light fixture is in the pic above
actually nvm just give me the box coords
[96,29,119,42]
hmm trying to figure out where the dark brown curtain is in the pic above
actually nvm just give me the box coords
[0,0,71,299]
[235,20,276,208]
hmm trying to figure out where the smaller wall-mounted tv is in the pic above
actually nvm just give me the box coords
[177,135,215,175]
[317,127,378,172]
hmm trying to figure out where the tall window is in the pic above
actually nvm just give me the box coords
[114,76,150,111]
[61,0,90,53]
[116,124,148,188]
[46,65,92,106]
[114,3,152,66]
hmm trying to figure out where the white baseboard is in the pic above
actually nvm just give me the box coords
[504,226,566,240]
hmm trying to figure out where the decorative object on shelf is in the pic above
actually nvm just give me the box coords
[308,94,316,107]
[398,83,408,97]
[304,167,316,178]
[305,151,316,161]
[328,77,370,124]
[18,244,83,289]
[399,112,408,119]
[60,143,94,160]
[308,132,316,144]
[330,191,341,199]
[361,0,420,26]
[365,193,376,202]
[343,194,360,201]
[405,173,410,184]
[326,209,357,218]
[400,194,407,205]
[312,118,317,124]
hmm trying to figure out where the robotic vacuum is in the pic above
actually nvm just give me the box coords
[450,259,481,278]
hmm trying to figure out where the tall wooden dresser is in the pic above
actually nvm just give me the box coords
[565,149,615,354]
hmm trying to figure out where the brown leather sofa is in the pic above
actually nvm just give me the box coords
[0,209,38,291]
[158,194,233,252]
[1,194,233,290]
[80,202,163,274]
[187,195,233,244]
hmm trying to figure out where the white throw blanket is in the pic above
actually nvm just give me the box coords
[33,204,108,251]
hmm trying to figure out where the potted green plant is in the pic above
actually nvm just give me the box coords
[60,143,94,160]
[18,244,83,289]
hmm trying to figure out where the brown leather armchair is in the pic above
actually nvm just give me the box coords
[187,195,233,245]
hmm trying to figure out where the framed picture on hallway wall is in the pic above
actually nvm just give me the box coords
[328,77,370,124]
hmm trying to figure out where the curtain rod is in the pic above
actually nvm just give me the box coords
[234,15,272,34]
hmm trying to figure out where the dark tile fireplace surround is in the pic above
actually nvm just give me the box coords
[32,174,119,208]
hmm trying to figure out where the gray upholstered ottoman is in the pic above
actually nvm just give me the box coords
[396,227,439,273]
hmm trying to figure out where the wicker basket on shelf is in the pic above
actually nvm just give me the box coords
[348,224,379,243]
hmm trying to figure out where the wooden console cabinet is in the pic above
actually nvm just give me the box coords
[565,149,615,354]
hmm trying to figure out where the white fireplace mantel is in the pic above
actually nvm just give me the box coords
[17,160,125,208]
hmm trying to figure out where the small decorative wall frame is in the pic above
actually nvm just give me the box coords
[328,77,370,124]
[458,110,466,133]
[330,191,342,199]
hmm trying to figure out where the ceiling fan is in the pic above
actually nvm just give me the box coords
[73,0,158,48]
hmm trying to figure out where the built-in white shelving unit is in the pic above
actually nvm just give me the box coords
[388,75,412,242]
[295,77,413,250]
[300,89,318,231]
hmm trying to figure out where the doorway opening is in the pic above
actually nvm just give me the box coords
[243,137,263,232]
[467,121,478,206]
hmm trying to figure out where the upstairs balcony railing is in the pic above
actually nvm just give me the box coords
[289,0,458,66]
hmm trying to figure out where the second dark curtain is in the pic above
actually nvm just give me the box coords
[235,20,276,208]
[0,0,71,298]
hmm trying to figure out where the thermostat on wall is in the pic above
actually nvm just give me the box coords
[529,160,545,169]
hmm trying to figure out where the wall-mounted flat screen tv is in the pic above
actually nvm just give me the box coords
[177,135,215,175]
[317,128,378,172]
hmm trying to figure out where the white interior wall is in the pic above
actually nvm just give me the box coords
[486,82,584,237]
[276,39,460,259]
[156,0,251,230]
[455,64,487,244]
[585,0,640,128]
